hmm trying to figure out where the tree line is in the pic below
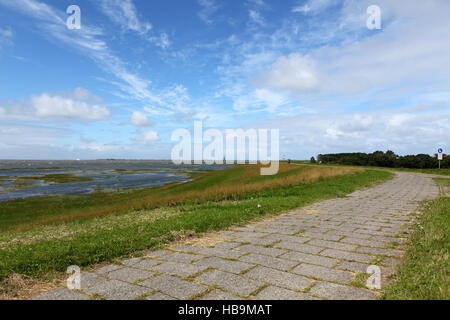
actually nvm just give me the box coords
[316,151,449,169]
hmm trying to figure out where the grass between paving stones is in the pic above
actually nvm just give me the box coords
[380,197,449,300]
[0,167,392,283]
[349,273,370,288]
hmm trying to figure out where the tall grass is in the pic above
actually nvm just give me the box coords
[0,164,358,232]
[294,161,450,176]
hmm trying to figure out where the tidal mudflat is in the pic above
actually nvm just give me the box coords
[0,160,228,201]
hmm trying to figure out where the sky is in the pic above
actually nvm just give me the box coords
[0,0,449,160]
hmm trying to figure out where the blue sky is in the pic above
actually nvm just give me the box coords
[0,0,449,160]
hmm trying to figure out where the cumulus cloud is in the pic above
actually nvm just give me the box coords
[71,87,104,103]
[31,94,110,120]
[255,106,450,158]
[256,53,319,93]
[254,0,450,104]
[0,88,110,121]
[140,130,160,143]
[130,111,155,127]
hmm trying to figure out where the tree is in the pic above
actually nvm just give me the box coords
[316,151,443,169]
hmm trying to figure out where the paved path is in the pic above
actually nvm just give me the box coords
[33,172,440,300]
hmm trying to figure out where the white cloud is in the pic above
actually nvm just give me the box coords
[256,53,319,93]
[140,130,160,142]
[255,106,450,158]
[71,87,104,103]
[197,0,220,25]
[31,93,110,121]
[246,0,267,8]
[78,143,122,153]
[149,32,171,49]
[130,111,155,127]
[249,10,265,26]
[233,88,289,113]
[0,125,70,148]
[97,0,152,35]
[0,88,110,121]
[189,0,450,122]
[0,0,182,114]
[292,0,339,14]
[95,0,170,48]
[254,0,450,104]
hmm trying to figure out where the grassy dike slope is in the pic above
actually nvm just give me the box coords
[0,165,392,282]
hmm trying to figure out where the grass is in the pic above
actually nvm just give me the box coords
[381,197,449,300]
[434,178,450,187]
[0,164,353,232]
[434,178,450,197]
[0,165,392,281]
[381,167,450,176]
[293,161,450,176]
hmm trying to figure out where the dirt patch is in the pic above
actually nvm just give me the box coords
[0,274,63,300]
[293,209,319,215]
[168,230,227,248]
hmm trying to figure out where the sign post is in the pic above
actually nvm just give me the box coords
[438,148,443,169]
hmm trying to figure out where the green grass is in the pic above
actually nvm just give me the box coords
[0,169,226,232]
[0,168,392,280]
[0,164,331,232]
[384,167,450,176]
[381,197,449,300]
[293,161,450,176]
[434,178,450,187]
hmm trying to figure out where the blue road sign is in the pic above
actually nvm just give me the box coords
[438,148,443,154]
